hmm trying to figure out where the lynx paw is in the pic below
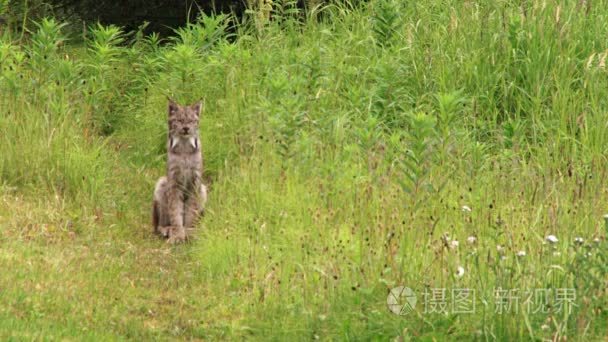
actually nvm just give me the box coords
[167,226,187,244]
[157,225,171,238]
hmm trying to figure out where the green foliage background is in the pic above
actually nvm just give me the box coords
[0,0,607,340]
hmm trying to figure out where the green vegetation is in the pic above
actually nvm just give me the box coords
[1,1,607,340]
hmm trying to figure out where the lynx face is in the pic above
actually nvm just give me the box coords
[168,100,202,150]
[168,100,201,139]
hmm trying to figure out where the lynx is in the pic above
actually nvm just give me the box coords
[153,99,208,244]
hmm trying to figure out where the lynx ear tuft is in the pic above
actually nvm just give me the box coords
[168,98,179,116]
[191,100,203,117]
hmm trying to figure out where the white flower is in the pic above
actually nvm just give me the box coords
[516,250,526,257]
[455,266,465,278]
[593,237,600,244]
[603,214,608,220]
[461,205,472,213]
[574,237,584,245]
[450,240,459,249]
[496,245,505,253]
[546,235,559,244]
[541,324,550,331]
[500,255,508,261]
[552,251,561,257]
[467,236,477,244]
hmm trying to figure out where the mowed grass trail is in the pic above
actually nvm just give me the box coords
[1,1,608,340]
[0,167,234,339]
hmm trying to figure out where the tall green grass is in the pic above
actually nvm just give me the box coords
[0,0,607,340]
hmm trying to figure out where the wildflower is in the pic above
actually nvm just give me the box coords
[546,235,558,244]
[450,240,459,249]
[467,236,477,244]
[496,245,505,253]
[574,237,584,245]
[516,250,526,257]
[461,205,472,213]
[593,237,601,244]
[553,251,561,257]
[455,266,465,278]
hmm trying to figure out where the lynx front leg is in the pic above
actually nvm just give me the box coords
[183,197,200,239]
[183,183,208,236]
[183,199,199,231]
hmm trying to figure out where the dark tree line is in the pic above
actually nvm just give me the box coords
[43,0,246,35]
[2,0,365,36]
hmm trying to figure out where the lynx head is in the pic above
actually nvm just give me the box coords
[168,99,202,138]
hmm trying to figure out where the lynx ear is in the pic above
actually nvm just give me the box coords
[191,100,203,117]
[168,98,179,117]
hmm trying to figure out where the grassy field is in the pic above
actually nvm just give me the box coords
[1,0,608,340]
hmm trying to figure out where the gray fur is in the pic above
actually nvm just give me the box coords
[153,100,207,243]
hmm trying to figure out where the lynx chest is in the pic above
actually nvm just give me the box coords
[167,138,202,190]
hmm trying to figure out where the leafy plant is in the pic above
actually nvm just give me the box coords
[391,111,438,198]
[84,23,125,134]
[371,0,402,47]
[171,12,231,52]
